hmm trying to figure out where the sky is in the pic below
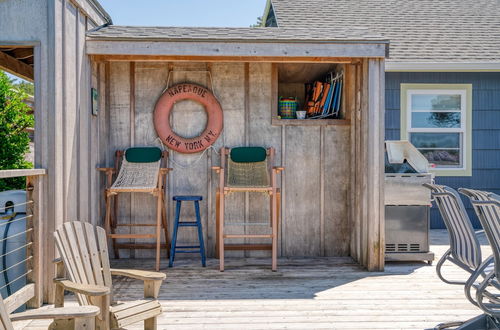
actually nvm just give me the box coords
[97,0,268,27]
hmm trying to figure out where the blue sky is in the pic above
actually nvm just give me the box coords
[98,0,268,27]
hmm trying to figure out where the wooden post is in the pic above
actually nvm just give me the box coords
[26,174,43,308]
[365,58,385,271]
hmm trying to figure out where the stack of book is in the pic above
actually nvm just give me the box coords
[304,72,343,119]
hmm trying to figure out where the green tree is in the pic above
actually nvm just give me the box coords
[0,71,34,191]
[14,81,34,96]
[250,16,263,27]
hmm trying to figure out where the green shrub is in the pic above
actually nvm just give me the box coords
[0,71,34,191]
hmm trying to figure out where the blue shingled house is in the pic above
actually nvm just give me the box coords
[263,0,500,228]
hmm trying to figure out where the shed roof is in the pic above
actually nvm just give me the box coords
[87,25,387,43]
[265,0,500,65]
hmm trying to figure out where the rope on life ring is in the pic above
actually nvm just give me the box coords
[153,83,223,154]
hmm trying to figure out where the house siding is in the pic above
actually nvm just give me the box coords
[385,72,500,228]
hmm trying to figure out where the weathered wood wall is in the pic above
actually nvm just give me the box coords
[1,0,110,303]
[96,61,352,258]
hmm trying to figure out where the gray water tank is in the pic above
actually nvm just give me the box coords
[0,190,27,310]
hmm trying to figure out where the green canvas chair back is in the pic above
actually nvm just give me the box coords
[227,147,270,188]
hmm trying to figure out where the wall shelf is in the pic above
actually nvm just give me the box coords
[272,117,350,127]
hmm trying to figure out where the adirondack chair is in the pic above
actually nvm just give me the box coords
[212,147,284,272]
[0,293,99,330]
[98,147,172,271]
[424,184,498,308]
[459,188,500,317]
[53,221,166,330]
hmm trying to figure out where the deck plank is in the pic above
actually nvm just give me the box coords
[15,230,491,329]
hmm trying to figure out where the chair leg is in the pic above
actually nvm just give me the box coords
[215,191,220,260]
[194,201,206,267]
[219,192,225,272]
[161,194,170,258]
[155,192,162,271]
[104,193,119,259]
[169,201,181,267]
[73,316,95,330]
[144,317,157,330]
[271,191,278,272]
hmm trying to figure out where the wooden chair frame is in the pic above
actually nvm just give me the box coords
[0,294,99,330]
[54,221,166,330]
[98,150,172,271]
[212,147,284,272]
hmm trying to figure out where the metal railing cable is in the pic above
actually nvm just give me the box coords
[0,215,33,227]
[0,256,32,275]
[0,270,32,291]
[0,228,32,243]
[0,200,33,212]
[0,242,32,259]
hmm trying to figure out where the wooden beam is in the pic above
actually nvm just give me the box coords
[9,48,33,60]
[90,54,358,64]
[0,50,34,82]
[0,169,46,179]
[86,40,388,59]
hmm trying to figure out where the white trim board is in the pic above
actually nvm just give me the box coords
[386,62,500,72]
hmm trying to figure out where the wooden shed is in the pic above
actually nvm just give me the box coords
[1,0,388,301]
[85,26,388,270]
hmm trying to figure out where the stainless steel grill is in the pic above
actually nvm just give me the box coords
[384,141,435,264]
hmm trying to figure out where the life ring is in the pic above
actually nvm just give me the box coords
[154,83,223,154]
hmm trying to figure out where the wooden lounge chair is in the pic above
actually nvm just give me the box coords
[98,147,172,271]
[0,293,100,330]
[459,188,500,317]
[53,221,166,330]
[212,147,284,271]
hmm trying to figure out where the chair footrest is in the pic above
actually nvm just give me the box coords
[175,250,202,253]
[109,234,156,239]
[115,243,168,250]
[224,234,273,239]
[178,222,200,227]
[116,224,158,227]
[225,222,269,226]
[224,244,272,251]
[175,245,201,249]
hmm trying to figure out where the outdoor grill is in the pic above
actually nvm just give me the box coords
[384,140,435,264]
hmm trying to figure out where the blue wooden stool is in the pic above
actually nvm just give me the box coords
[169,195,206,267]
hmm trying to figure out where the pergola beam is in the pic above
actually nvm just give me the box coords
[0,50,34,82]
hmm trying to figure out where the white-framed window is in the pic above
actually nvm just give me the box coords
[400,84,472,176]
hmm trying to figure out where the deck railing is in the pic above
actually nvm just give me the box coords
[0,169,45,312]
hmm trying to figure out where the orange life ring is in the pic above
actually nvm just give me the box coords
[154,83,223,154]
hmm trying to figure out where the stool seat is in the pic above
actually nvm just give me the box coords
[173,195,203,201]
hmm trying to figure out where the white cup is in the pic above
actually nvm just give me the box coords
[296,110,306,119]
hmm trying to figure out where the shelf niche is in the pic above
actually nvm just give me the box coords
[272,62,349,127]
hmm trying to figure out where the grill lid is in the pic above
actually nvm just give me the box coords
[385,140,429,174]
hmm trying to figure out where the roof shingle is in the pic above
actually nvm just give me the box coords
[86,26,388,43]
[268,0,500,63]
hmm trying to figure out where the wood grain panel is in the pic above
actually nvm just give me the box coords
[248,63,282,257]
[63,1,78,222]
[108,61,131,257]
[210,63,246,257]
[133,62,170,258]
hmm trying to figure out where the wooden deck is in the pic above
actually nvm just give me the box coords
[15,230,491,329]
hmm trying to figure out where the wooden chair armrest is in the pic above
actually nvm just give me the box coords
[273,166,285,173]
[96,167,115,173]
[159,168,173,174]
[110,268,166,281]
[54,279,110,296]
[9,306,100,322]
[212,166,222,173]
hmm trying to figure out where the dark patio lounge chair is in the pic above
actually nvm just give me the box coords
[459,188,500,317]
